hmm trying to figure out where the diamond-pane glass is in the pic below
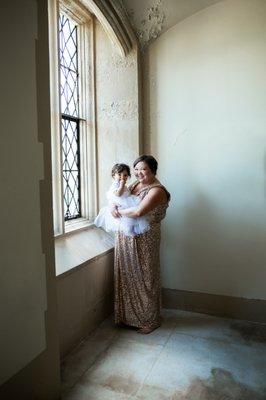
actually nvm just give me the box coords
[59,13,81,221]
[59,14,79,117]
[61,118,81,220]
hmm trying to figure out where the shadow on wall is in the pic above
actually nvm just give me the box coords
[162,190,266,295]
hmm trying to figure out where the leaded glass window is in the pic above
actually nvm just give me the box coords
[59,13,81,220]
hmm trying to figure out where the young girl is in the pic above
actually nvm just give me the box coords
[94,163,149,236]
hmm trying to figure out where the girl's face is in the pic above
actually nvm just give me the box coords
[114,169,129,182]
[134,161,155,184]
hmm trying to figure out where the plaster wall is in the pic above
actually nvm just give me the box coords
[57,251,114,358]
[95,21,140,208]
[144,0,266,299]
[0,0,60,397]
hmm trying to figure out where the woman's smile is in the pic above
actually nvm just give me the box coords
[134,161,155,184]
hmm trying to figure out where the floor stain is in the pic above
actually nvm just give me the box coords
[230,321,266,344]
[103,374,139,396]
[172,368,266,400]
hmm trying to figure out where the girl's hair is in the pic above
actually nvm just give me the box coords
[111,163,131,177]
[133,155,158,175]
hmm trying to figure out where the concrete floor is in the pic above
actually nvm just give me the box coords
[61,309,266,399]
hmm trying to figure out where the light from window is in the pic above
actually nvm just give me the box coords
[59,13,81,221]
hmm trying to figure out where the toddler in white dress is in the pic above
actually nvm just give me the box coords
[94,163,149,236]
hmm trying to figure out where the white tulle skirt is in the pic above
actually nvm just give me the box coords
[94,195,149,236]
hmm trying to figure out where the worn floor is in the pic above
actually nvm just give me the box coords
[61,309,266,399]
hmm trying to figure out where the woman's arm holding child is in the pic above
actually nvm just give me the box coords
[111,187,167,218]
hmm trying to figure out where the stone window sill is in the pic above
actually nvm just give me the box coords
[55,226,114,277]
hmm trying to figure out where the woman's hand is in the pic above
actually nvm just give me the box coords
[110,204,121,218]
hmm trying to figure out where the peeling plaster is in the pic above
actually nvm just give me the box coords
[110,50,136,69]
[99,100,138,120]
[127,0,166,50]
[98,48,136,81]
[122,0,224,51]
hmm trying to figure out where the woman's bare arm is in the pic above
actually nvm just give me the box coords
[118,187,167,218]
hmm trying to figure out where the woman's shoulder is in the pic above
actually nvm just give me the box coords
[147,182,170,201]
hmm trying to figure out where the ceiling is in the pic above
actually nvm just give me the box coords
[121,0,223,48]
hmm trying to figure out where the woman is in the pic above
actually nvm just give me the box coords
[111,155,170,334]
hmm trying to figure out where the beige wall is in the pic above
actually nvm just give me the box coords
[0,0,60,398]
[95,21,140,209]
[144,0,266,299]
[57,251,114,358]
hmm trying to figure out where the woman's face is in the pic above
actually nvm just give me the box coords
[134,161,155,184]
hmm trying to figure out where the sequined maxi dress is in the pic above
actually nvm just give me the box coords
[114,183,170,329]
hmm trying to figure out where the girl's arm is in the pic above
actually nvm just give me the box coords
[116,187,167,218]
[113,180,126,197]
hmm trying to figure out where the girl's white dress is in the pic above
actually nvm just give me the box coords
[94,180,149,236]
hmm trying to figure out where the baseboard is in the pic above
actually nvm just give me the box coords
[162,288,266,323]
